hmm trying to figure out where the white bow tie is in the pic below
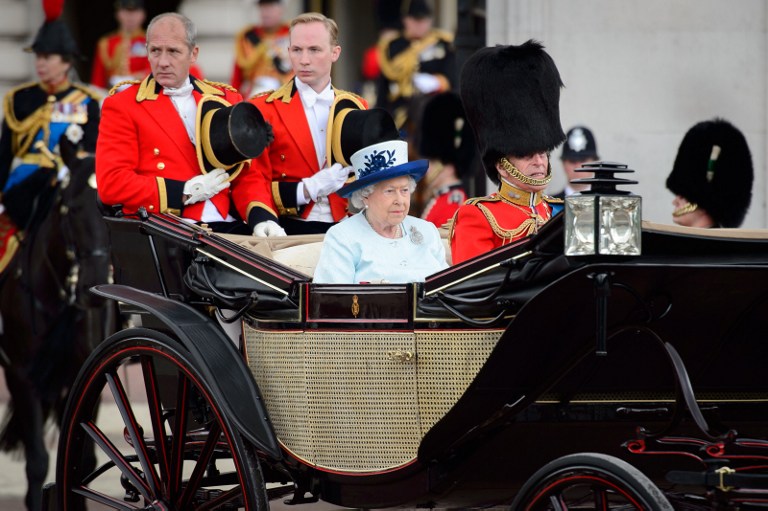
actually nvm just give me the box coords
[304,87,334,107]
[163,82,194,97]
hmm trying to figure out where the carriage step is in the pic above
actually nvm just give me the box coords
[41,482,56,511]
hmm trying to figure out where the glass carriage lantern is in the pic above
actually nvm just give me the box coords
[564,161,642,256]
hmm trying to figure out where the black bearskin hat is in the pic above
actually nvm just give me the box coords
[418,92,475,175]
[666,118,753,228]
[403,0,433,19]
[460,40,565,184]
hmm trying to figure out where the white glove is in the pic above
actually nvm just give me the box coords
[253,220,286,237]
[183,168,230,205]
[413,72,442,94]
[301,163,350,202]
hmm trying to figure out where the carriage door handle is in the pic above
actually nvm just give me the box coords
[387,350,415,363]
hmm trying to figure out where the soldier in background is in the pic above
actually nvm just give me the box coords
[416,91,474,228]
[666,118,753,228]
[553,125,599,199]
[90,0,149,90]
[231,0,292,97]
[375,0,456,132]
[0,4,101,266]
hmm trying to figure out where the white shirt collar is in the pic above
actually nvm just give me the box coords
[295,78,334,107]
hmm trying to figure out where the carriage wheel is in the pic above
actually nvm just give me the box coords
[56,327,269,510]
[510,453,673,511]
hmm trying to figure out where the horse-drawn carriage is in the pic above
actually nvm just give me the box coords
[44,184,768,510]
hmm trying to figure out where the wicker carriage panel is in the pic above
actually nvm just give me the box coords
[244,329,312,459]
[415,329,504,434]
[245,326,503,472]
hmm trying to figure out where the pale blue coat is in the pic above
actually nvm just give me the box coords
[313,212,448,284]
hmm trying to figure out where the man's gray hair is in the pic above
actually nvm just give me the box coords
[147,12,197,50]
[349,177,417,210]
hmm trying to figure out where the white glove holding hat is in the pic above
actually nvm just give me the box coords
[253,220,287,237]
[300,163,351,203]
[183,168,230,205]
[413,72,442,94]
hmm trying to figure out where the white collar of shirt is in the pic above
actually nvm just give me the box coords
[296,78,334,169]
[164,77,196,144]
[295,78,334,107]
[163,77,194,97]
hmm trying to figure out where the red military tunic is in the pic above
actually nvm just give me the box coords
[96,75,261,224]
[422,183,466,228]
[90,29,150,89]
[450,180,562,264]
[246,78,367,226]
[231,24,292,98]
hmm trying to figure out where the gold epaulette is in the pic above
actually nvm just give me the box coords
[202,79,238,93]
[465,195,501,206]
[333,88,364,102]
[265,79,294,104]
[108,80,140,96]
[250,89,274,101]
[73,82,103,101]
[543,195,564,204]
[433,28,455,43]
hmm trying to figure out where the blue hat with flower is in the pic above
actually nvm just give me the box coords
[335,108,428,198]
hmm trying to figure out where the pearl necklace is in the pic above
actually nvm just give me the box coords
[364,211,402,239]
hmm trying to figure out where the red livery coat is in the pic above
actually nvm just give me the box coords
[96,75,261,223]
[450,182,562,264]
[246,78,367,226]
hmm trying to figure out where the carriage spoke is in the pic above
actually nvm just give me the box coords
[594,486,608,510]
[169,372,190,500]
[175,421,222,510]
[141,355,172,488]
[106,370,164,498]
[72,486,138,511]
[81,420,152,502]
[548,494,567,510]
[196,486,242,511]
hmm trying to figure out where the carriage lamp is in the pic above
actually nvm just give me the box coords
[564,161,642,257]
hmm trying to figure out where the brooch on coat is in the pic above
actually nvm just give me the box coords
[409,226,423,245]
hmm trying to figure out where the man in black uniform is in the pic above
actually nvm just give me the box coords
[375,0,456,132]
[0,11,100,269]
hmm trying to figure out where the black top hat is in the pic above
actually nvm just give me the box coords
[115,0,144,10]
[418,92,475,175]
[325,92,367,167]
[257,0,282,4]
[26,20,79,57]
[195,95,274,180]
[561,126,598,161]
[333,108,428,197]
[404,0,433,19]
[460,40,565,184]
[666,118,753,228]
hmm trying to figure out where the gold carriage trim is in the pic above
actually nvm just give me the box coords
[244,327,503,473]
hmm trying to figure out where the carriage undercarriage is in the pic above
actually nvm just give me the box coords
[44,211,768,510]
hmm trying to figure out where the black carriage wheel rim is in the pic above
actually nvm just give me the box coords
[60,342,253,510]
[526,472,648,510]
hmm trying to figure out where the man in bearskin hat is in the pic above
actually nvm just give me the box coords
[416,91,474,227]
[0,0,101,271]
[96,12,272,234]
[375,0,456,130]
[666,118,753,228]
[449,40,565,264]
[230,0,292,98]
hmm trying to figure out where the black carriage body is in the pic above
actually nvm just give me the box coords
[89,212,768,509]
